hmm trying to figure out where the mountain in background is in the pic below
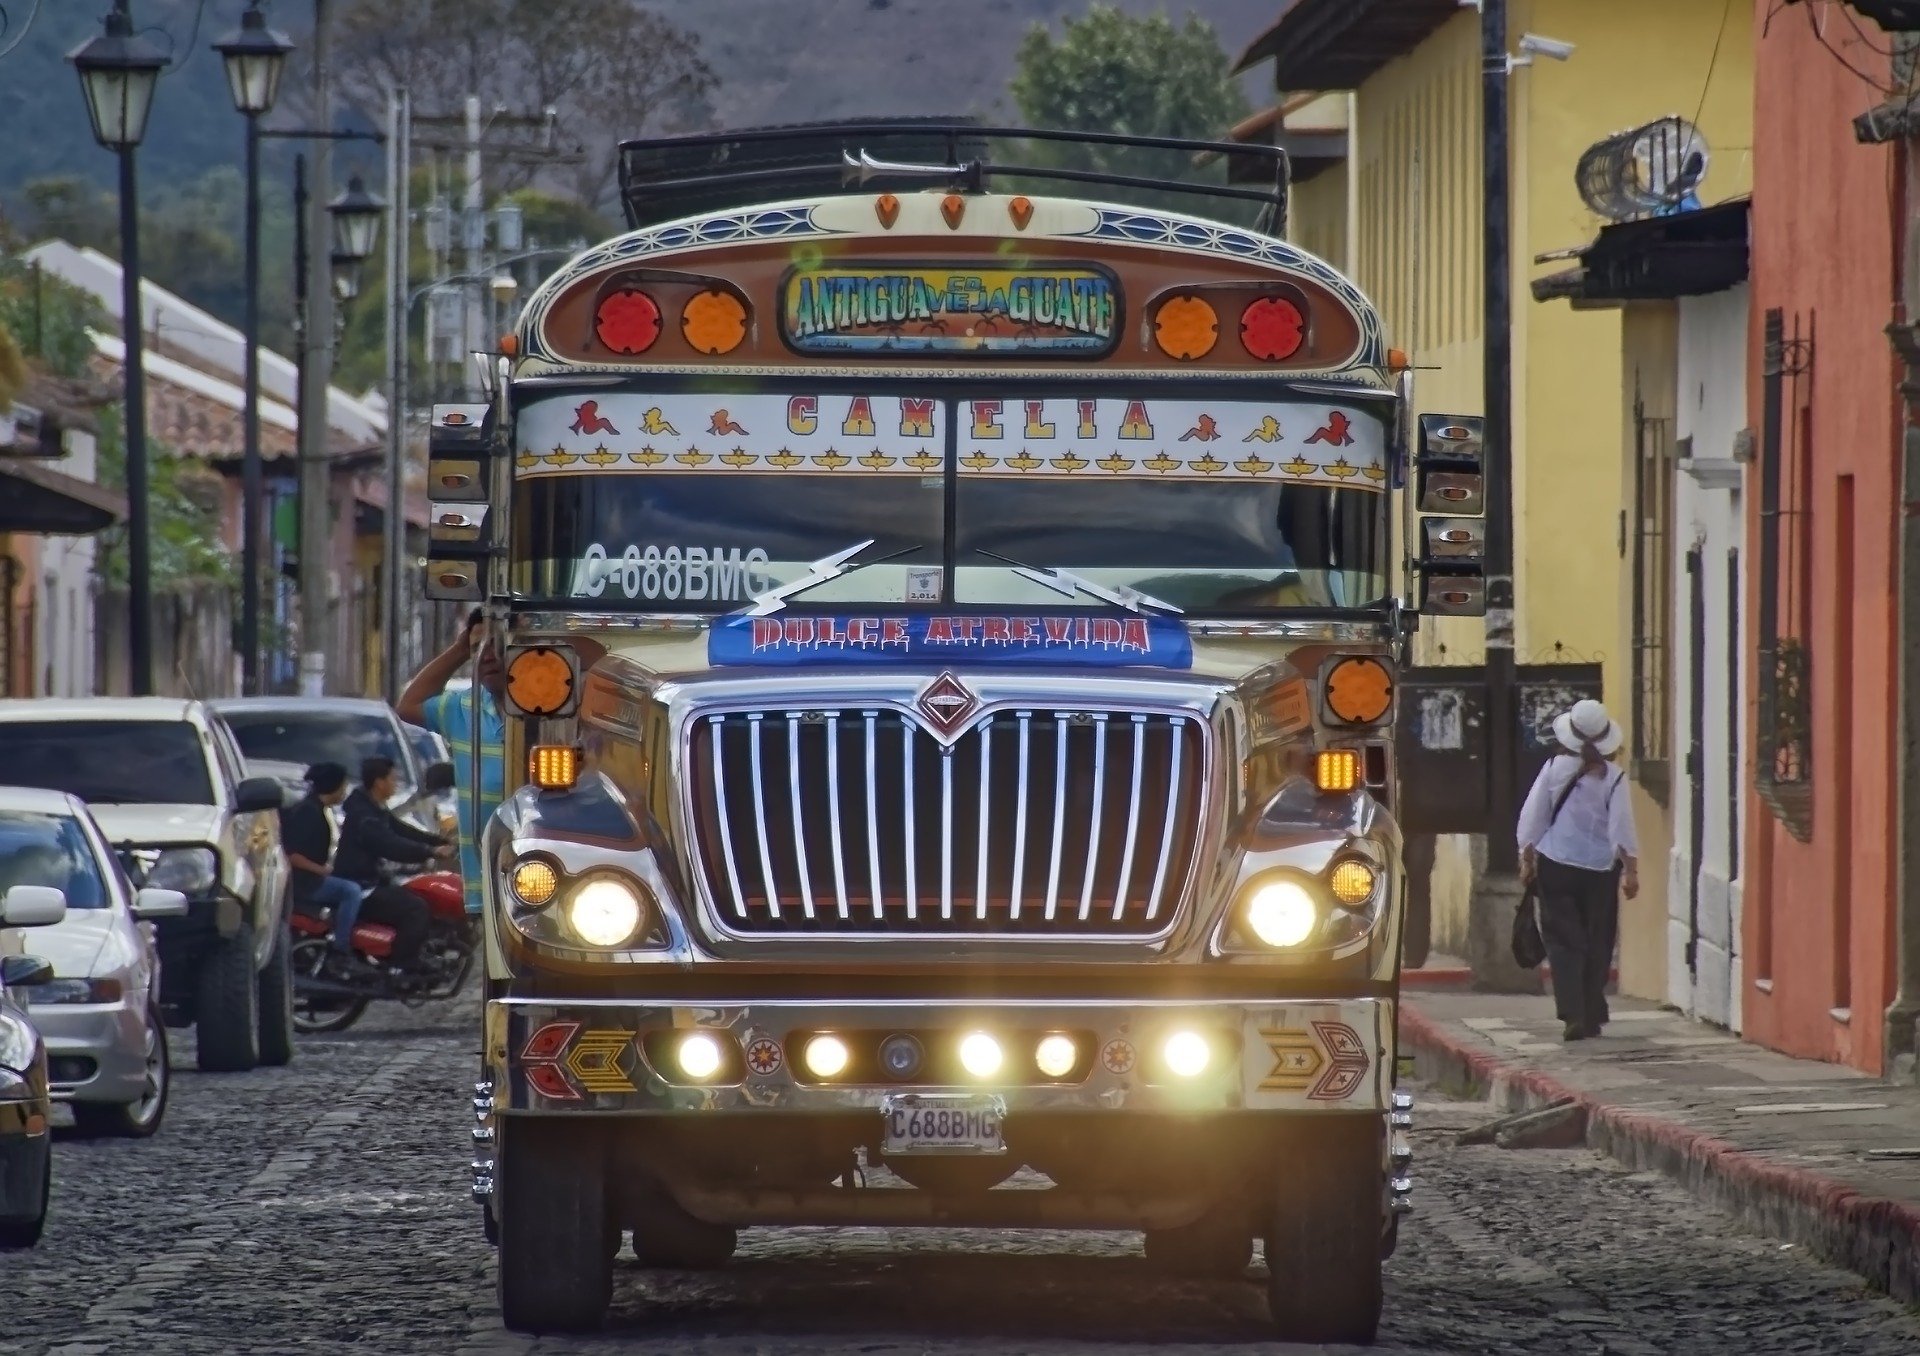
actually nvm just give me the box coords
[0,0,1279,209]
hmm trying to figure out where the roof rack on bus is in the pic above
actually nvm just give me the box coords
[616,119,1291,237]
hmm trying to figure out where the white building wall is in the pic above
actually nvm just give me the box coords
[1667,283,1750,1031]
[35,428,99,698]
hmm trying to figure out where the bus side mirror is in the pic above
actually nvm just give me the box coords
[1413,414,1486,618]
[427,403,494,602]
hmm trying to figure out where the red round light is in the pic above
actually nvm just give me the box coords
[1241,295,1306,362]
[595,289,661,355]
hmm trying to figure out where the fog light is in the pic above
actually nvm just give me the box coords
[1163,1030,1212,1078]
[803,1034,850,1079]
[510,859,558,907]
[1329,859,1378,906]
[1243,879,1318,948]
[958,1031,1002,1078]
[879,1034,923,1080]
[678,1032,723,1081]
[1034,1033,1077,1079]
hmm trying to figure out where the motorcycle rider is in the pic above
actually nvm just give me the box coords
[278,762,363,951]
[332,756,453,974]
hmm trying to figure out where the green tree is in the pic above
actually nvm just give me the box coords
[1008,5,1253,220]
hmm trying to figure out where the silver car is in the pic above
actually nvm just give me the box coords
[0,788,188,1138]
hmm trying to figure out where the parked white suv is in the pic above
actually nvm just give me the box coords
[0,700,293,1072]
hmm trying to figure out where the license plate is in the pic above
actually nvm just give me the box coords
[881,1093,1007,1156]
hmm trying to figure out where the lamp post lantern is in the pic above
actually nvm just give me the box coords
[70,2,166,696]
[215,1,295,696]
[329,176,385,264]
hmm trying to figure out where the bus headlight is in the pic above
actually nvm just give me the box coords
[1241,878,1319,948]
[564,879,644,948]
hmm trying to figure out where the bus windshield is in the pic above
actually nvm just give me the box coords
[509,391,1391,613]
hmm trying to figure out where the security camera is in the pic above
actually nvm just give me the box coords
[1518,33,1576,61]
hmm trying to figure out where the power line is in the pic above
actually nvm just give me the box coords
[1691,0,1736,134]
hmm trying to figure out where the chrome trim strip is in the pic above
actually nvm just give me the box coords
[864,710,882,919]
[1043,714,1068,921]
[1146,721,1184,922]
[507,611,1390,643]
[1010,711,1032,921]
[708,714,749,919]
[940,743,955,920]
[826,714,850,920]
[1078,714,1108,922]
[975,721,993,922]
[902,720,918,920]
[786,715,816,920]
[1113,714,1147,922]
[748,714,779,920]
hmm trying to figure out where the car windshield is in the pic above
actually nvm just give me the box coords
[0,721,213,806]
[219,709,407,784]
[0,812,108,909]
[509,391,1390,613]
[405,726,441,768]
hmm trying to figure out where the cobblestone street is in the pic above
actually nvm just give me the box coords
[0,998,1914,1356]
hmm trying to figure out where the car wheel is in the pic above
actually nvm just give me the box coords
[496,1118,612,1333]
[1264,1120,1386,1345]
[0,1141,49,1249]
[73,1008,170,1139]
[256,922,296,1067]
[194,923,261,1073]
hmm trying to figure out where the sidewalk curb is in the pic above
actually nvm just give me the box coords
[1401,1003,1920,1306]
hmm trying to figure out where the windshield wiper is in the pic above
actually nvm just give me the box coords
[741,539,922,616]
[973,549,1184,616]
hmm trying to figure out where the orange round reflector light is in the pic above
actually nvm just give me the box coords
[1153,294,1219,360]
[1325,657,1393,725]
[681,288,748,355]
[499,333,519,357]
[1241,294,1306,361]
[507,647,575,716]
[594,288,661,355]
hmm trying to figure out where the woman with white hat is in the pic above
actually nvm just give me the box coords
[1516,698,1640,1041]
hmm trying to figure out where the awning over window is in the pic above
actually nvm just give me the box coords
[0,459,128,535]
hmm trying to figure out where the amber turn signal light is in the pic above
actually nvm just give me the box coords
[1152,294,1219,360]
[1324,656,1393,725]
[529,745,580,791]
[1314,749,1359,794]
[506,646,577,717]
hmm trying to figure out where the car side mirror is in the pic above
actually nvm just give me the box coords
[133,888,190,920]
[234,777,287,814]
[0,884,66,927]
[422,761,457,794]
[0,955,53,988]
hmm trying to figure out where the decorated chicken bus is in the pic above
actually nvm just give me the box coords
[432,122,1490,1342]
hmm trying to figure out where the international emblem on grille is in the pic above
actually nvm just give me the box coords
[915,672,981,739]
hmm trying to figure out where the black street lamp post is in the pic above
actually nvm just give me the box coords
[214,2,295,697]
[69,2,166,697]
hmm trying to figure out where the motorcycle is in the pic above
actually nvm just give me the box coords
[287,869,474,1033]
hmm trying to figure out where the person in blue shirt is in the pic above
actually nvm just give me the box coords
[399,610,507,918]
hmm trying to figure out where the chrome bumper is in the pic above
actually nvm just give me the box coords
[484,995,1394,1116]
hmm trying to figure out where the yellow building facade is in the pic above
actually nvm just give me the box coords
[1240,0,1753,997]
